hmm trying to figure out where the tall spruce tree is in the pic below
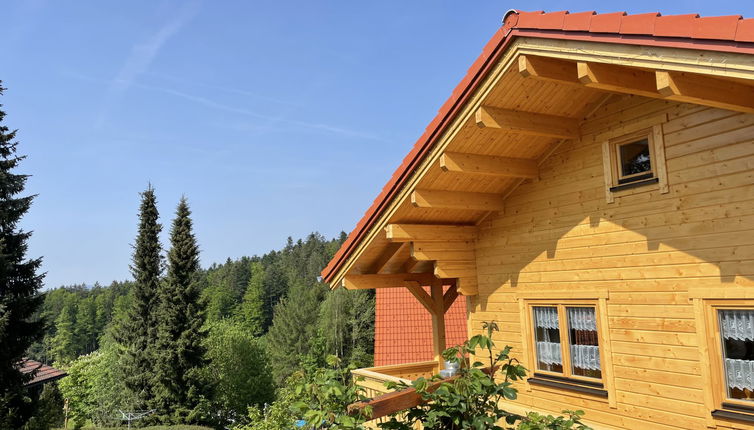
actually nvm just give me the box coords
[237,261,266,336]
[0,82,45,428]
[114,186,162,410]
[153,197,210,423]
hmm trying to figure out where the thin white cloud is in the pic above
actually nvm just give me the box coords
[97,1,201,127]
[69,70,385,142]
[123,79,385,141]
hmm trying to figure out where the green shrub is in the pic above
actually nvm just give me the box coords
[378,322,591,430]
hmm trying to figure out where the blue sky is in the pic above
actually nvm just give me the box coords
[2,1,752,288]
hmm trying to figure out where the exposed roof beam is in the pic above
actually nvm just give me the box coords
[411,241,474,262]
[411,189,505,212]
[367,242,405,274]
[341,273,436,290]
[401,257,421,273]
[656,71,754,114]
[439,151,538,178]
[385,224,477,242]
[577,62,659,98]
[475,106,579,139]
[518,54,579,84]
[434,261,476,280]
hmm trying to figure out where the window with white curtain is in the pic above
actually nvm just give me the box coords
[719,309,754,402]
[533,306,562,373]
[532,304,602,381]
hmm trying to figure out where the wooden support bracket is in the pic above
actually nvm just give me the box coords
[475,106,579,139]
[578,62,659,98]
[518,54,579,84]
[439,151,538,178]
[385,224,477,242]
[411,189,505,211]
[656,71,754,114]
[341,273,436,290]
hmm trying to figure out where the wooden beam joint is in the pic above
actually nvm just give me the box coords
[475,106,579,140]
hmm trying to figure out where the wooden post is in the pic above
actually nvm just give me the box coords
[430,280,446,370]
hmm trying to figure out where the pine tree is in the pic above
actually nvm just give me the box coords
[114,186,162,410]
[51,302,77,364]
[266,280,326,384]
[0,81,45,429]
[153,197,210,423]
[237,261,266,336]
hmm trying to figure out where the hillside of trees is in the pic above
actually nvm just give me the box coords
[28,229,374,427]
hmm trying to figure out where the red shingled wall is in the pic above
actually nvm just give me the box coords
[374,287,467,366]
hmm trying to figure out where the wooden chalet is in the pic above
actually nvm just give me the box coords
[322,8,754,430]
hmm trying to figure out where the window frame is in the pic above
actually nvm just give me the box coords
[611,131,656,185]
[707,301,754,412]
[527,301,604,385]
[600,120,669,203]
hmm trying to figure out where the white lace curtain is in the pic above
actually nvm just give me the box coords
[726,359,754,391]
[568,307,597,332]
[721,310,754,391]
[570,345,601,370]
[534,307,561,365]
[534,307,559,330]
[721,310,754,341]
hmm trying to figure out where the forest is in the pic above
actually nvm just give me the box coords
[27,226,375,429]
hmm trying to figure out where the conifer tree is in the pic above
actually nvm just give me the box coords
[0,82,45,429]
[114,186,162,410]
[238,261,266,336]
[153,197,210,423]
[51,303,77,364]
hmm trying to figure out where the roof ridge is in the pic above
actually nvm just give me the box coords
[503,9,753,42]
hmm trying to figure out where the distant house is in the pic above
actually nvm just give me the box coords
[20,358,66,395]
[323,8,754,429]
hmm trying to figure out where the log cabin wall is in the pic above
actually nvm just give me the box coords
[470,95,754,430]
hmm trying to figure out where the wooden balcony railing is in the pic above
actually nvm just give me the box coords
[351,361,437,428]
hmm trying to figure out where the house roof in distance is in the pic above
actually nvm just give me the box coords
[20,358,67,387]
[321,8,754,284]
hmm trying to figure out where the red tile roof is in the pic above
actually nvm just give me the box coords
[508,10,754,42]
[375,287,467,366]
[322,9,754,283]
[20,358,67,387]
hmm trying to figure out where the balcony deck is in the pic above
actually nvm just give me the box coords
[352,361,437,428]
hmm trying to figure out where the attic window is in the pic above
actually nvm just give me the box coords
[601,124,669,202]
[616,138,652,183]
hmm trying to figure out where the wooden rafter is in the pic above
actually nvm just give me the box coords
[411,189,505,211]
[656,71,754,114]
[577,62,659,98]
[518,54,579,84]
[410,241,474,262]
[367,242,405,274]
[475,106,579,139]
[385,224,477,242]
[434,261,476,279]
[518,54,754,114]
[341,273,436,290]
[400,257,420,273]
[439,151,538,178]
[434,261,477,295]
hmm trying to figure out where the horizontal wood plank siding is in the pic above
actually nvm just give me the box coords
[469,97,754,429]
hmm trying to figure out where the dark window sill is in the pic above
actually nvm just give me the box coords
[712,409,754,423]
[609,177,658,193]
[528,375,608,397]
